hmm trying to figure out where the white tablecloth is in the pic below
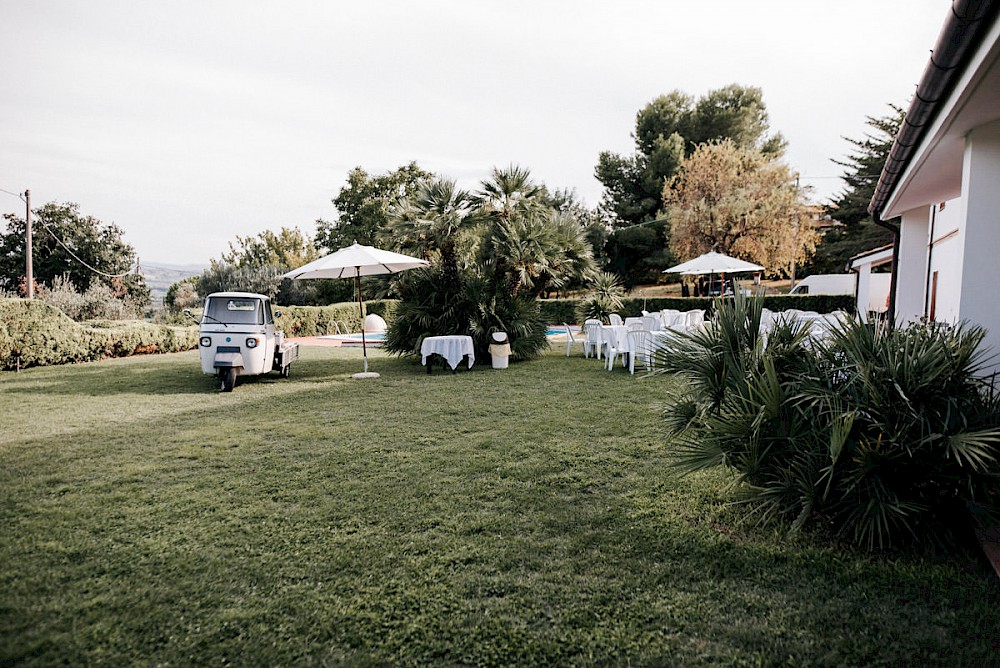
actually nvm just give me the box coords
[421,335,476,370]
[602,325,677,355]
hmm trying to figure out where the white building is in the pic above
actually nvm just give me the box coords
[845,245,893,320]
[869,2,1000,357]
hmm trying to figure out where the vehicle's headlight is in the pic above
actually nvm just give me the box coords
[199,336,212,347]
[245,337,259,348]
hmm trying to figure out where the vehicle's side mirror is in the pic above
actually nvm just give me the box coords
[182,308,198,323]
[274,310,282,318]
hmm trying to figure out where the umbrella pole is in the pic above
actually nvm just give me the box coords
[355,271,368,374]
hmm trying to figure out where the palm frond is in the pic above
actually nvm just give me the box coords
[944,429,1000,472]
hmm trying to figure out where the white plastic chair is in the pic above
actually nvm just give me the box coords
[759,308,775,340]
[624,316,643,327]
[684,309,706,328]
[608,313,623,326]
[826,311,850,327]
[781,309,803,323]
[660,309,680,323]
[583,319,603,359]
[641,315,660,332]
[604,327,629,370]
[810,311,848,341]
[627,329,655,375]
[562,323,584,357]
[660,311,685,332]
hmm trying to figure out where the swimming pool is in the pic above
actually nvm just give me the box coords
[318,332,386,346]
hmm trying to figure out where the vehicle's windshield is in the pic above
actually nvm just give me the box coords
[204,297,264,325]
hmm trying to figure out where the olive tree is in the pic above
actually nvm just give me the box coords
[665,140,817,276]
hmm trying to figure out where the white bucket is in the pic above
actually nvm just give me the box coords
[489,332,510,369]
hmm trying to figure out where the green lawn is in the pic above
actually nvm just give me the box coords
[1,346,998,666]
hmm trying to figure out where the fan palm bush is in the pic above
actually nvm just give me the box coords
[465,276,548,360]
[575,272,626,324]
[382,266,474,356]
[656,291,1000,550]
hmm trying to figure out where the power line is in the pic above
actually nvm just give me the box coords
[35,215,138,279]
[3,188,140,282]
[0,187,26,201]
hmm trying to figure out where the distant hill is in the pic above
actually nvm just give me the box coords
[141,262,205,307]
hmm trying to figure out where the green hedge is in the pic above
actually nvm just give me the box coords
[275,300,398,337]
[538,294,855,324]
[0,298,403,370]
[0,299,198,371]
[759,294,856,315]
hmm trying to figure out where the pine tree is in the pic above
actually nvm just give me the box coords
[802,105,905,275]
[829,104,904,226]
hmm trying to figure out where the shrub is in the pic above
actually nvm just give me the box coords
[42,274,144,321]
[575,272,626,323]
[537,299,579,327]
[82,320,199,361]
[466,277,548,360]
[197,264,283,299]
[275,300,397,338]
[0,298,197,370]
[384,267,548,362]
[164,276,201,311]
[760,293,855,315]
[656,292,1000,551]
[384,267,476,356]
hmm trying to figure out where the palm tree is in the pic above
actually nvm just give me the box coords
[475,165,596,298]
[534,210,598,297]
[386,177,475,286]
[475,164,547,222]
[481,210,596,299]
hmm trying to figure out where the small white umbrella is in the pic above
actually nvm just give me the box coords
[663,251,764,275]
[283,242,428,379]
[663,251,764,296]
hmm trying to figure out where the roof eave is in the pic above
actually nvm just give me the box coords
[869,0,1000,220]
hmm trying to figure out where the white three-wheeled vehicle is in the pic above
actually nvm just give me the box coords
[186,292,299,392]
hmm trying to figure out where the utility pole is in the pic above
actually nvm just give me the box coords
[24,189,33,299]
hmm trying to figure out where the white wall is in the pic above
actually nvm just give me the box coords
[868,274,892,314]
[855,263,873,321]
[926,198,963,324]
[852,267,891,319]
[957,119,1000,364]
[895,207,931,325]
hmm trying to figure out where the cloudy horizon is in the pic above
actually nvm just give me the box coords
[1,1,948,266]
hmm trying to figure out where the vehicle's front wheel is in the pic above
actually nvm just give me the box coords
[220,367,237,392]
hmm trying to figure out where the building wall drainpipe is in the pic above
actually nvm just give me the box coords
[874,215,901,329]
[923,204,938,318]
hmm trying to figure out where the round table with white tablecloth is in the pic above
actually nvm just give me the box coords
[421,335,476,373]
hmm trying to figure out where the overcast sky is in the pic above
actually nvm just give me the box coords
[1,0,949,266]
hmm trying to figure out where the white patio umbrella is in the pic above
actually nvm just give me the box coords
[283,242,428,379]
[663,251,764,275]
[663,251,764,296]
